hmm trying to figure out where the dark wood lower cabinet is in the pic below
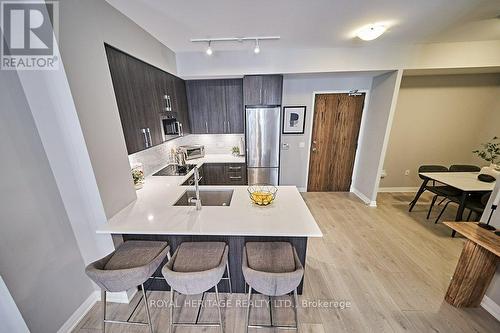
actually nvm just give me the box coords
[182,163,247,186]
[122,233,307,294]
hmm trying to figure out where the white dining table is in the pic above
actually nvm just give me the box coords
[419,172,495,192]
[410,172,495,236]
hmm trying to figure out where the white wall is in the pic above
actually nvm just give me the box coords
[58,0,177,218]
[280,72,377,189]
[480,182,500,320]
[176,40,500,79]
[0,69,94,333]
[381,74,500,189]
[351,71,403,205]
[0,277,29,333]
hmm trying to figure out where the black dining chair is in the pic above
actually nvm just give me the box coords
[449,164,481,172]
[413,165,462,219]
[434,192,491,224]
[428,164,482,215]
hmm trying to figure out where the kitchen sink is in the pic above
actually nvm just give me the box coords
[173,189,234,207]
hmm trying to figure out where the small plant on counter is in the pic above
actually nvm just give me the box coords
[473,136,500,168]
[131,167,145,189]
[231,146,240,156]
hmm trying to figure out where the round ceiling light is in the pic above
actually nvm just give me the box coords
[356,24,386,41]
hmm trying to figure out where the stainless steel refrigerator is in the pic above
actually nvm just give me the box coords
[245,106,281,185]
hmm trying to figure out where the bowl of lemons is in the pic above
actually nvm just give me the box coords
[247,185,278,206]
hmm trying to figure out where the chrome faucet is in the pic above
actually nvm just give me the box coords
[188,166,202,210]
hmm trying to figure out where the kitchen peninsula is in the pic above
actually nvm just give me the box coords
[97,155,323,293]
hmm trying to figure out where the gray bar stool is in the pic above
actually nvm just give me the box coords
[242,242,304,332]
[161,242,230,333]
[85,240,170,333]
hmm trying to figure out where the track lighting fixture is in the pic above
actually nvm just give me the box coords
[191,36,280,54]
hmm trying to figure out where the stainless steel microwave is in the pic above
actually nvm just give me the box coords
[160,113,183,141]
[179,145,205,160]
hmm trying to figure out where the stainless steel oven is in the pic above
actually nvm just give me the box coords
[179,145,205,160]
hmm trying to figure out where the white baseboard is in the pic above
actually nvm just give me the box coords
[481,295,500,321]
[351,188,377,207]
[56,288,137,333]
[101,289,137,304]
[378,187,419,193]
[57,291,99,333]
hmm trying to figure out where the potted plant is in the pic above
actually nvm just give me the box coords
[231,146,240,156]
[473,137,500,174]
[131,164,145,190]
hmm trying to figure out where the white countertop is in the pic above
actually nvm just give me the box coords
[98,155,323,237]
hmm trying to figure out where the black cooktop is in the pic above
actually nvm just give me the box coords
[153,164,196,176]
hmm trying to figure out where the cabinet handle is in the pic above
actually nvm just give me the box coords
[228,121,231,133]
[142,128,149,148]
[168,96,173,112]
[164,94,171,111]
[146,128,152,147]
[205,121,208,133]
[228,166,241,170]
[229,176,242,179]
[223,121,226,133]
[178,122,183,136]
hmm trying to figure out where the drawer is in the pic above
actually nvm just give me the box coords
[225,163,245,173]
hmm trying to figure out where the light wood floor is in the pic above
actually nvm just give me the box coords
[73,192,500,332]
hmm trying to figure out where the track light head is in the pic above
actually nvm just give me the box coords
[254,39,260,54]
[206,41,213,55]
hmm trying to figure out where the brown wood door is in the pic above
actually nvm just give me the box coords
[307,93,365,192]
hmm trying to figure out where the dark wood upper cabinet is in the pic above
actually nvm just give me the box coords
[105,44,190,154]
[106,46,148,153]
[186,79,244,134]
[173,77,191,135]
[224,79,244,133]
[186,80,210,134]
[243,75,283,106]
[206,80,226,134]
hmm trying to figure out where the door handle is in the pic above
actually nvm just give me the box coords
[205,121,209,133]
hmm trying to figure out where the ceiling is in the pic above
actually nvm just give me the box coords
[106,0,500,53]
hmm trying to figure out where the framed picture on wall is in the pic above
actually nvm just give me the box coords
[282,106,306,134]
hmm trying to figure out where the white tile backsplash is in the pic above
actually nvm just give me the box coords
[128,134,244,176]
